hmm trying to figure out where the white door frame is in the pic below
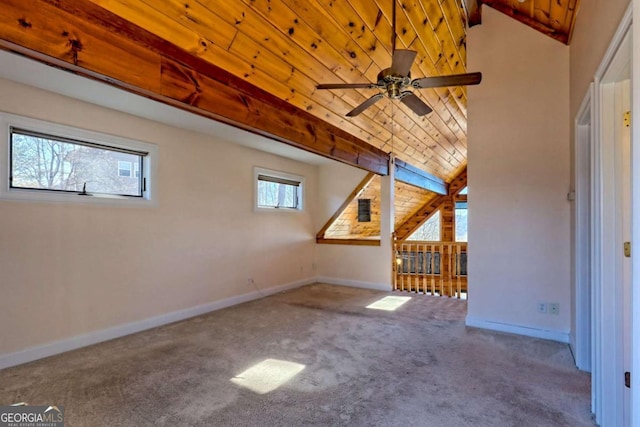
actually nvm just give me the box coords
[574,86,593,373]
[632,1,640,425]
[591,5,633,425]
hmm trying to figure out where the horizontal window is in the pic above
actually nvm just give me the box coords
[254,167,304,211]
[11,129,145,197]
[1,114,157,205]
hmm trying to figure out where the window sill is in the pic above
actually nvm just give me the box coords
[0,187,155,207]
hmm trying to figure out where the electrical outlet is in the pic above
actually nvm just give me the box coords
[549,303,559,315]
[537,302,547,314]
[247,278,254,285]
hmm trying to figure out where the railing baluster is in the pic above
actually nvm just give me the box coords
[418,244,427,294]
[402,242,408,292]
[391,241,467,298]
[447,243,453,297]
[393,240,398,291]
[429,243,435,295]
[456,245,462,299]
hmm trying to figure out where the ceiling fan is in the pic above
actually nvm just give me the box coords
[316,0,482,117]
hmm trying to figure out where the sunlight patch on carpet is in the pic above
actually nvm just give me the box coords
[366,296,411,311]
[230,359,306,394]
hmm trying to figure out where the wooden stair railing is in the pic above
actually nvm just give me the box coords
[393,241,467,298]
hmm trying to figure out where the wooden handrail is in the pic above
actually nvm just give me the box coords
[393,241,467,298]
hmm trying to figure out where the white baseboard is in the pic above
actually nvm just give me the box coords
[316,276,392,292]
[465,316,570,344]
[0,277,315,371]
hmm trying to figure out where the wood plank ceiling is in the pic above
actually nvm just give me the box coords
[468,0,580,44]
[1,0,580,183]
[88,0,471,182]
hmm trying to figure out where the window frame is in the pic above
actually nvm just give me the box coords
[254,166,304,212]
[455,201,468,242]
[0,113,157,206]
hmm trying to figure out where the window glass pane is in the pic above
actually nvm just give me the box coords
[257,179,298,209]
[118,161,132,177]
[455,205,468,242]
[459,186,468,195]
[11,130,144,197]
[407,210,441,241]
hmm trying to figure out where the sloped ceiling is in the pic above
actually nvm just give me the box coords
[0,0,580,186]
[467,0,581,44]
[86,0,471,182]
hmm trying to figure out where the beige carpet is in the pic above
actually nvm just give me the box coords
[0,284,593,426]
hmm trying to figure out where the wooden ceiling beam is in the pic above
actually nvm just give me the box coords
[448,167,468,196]
[0,0,390,175]
[482,0,569,44]
[463,0,484,27]
[394,159,448,195]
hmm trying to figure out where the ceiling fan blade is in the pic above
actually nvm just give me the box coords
[400,93,432,116]
[390,50,417,77]
[412,72,482,89]
[317,83,379,90]
[346,93,385,117]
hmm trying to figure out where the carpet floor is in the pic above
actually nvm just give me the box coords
[0,284,593,426]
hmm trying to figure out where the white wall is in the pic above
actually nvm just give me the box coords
[570,0,631,120]
[0,78,318,360]
[567,0,630,365]
[466,7,571,342]
[315,161,392,290]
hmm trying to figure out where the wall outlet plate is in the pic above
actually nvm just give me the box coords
[537,302,547,314]
[549,303,559,315]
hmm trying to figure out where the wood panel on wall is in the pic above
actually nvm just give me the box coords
[0,0,392,175]
[323,175,382,239]
[318,176,438,241]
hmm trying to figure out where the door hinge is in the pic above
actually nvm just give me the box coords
[624,111,631,128]
[625,371,630,388]
[624,241,631,258]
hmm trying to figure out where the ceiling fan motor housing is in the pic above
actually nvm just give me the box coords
[377,68,412,99]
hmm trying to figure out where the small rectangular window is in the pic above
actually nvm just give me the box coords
[11,128,145,197]
[455,201,468,242]
[255,167,303,211]
[357,199,371,222]
[1,113,157,205]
